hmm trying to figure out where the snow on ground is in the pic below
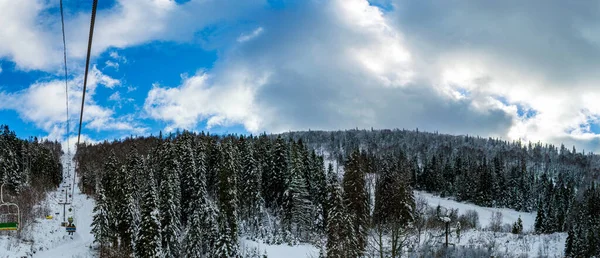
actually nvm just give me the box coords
[0,234,29,258]
[457,230,566,258]
[415,191,537,232]
[415,191,566,257]
[241,238,320,258]
[1,153,96,258]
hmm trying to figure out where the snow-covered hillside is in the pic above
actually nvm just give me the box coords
[0,154,96,258]
[415,191,537,231]
[0,152,567,258]
[415,191,567,258]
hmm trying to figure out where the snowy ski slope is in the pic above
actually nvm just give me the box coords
[1,153,96,258]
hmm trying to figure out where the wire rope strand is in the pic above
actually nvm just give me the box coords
[73,0,98,200]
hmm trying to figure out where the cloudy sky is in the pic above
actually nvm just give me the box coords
[1,0,600,152]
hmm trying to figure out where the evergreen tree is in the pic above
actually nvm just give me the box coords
[216,141,239,256]
[492,155,506,206]
[91,185,111,253]
[512,216,523,234]
[159,142,182,257]
[477,157,493,206]
[136,171,162,258]
[215,211,238,258]
[565,229,574,257]
[115,147,141,254]
[183,208,204,258]
[178,131,198,227]
[238,137,262,227]
[535,200,546,234]
[265,136,288,209]
[373,153,415,257]
[282,144,314,242]
[342,149,369,256]
[326,166,356,258]
[309,151,327,233]
[102,151,120,247]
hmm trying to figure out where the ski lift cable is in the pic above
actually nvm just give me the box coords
[72,0,98,203]
[60,0,70,158]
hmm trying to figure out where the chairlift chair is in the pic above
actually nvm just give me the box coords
[0,203,19,230]
[66,225,76,233]
[0,184,20,231]
[66,216,76,233]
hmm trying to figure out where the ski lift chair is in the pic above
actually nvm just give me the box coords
[66,217,76,233]
[66,225,76,233]
[0,184,19,231]
[0,203,19,231]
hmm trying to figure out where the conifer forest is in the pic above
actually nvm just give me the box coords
[67,128,600,257]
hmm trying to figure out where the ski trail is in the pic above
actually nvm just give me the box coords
[29,153,96,258]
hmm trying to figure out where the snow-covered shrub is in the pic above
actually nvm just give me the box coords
[458,210,479,230]
[488,211,503,232]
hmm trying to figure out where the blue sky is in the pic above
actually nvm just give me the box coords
[1,0,600,152]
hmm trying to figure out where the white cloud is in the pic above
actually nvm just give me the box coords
[109,91,121,102]
[0,67,146,140]
[108,50,127,67]
[141,0,600,152]
[0,0,61,71]
[387,0,600,151]
[237,27,264,43]
[144,69,268,133]
[0,0,262,71]
[1,0,599,153]
[105,60,119,70]
[109,51,121,61]
[143,0,508,137]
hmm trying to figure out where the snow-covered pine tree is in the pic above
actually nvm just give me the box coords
[215,211,237,258]
[322,163,335,232]
[183,144,219,257]
[565,228,575,257]
[116,146,142,255]
[535,199,546,234]
[256,134,272,207]
[91,184,111,254]
[217,140,239,256]
[178,132,198,227]
[477,157,494,206]
[326,166,356,258]
[237,137,251,220]
[0,126,23,193]
[373,153,415,257]
[492,155,506,206]
[205,136,221,198]
[282,142,314,242]
[307,149,327,234]
[266,136,288,210]
[158,141,182,257]
[102,151,120,247]
[136,170,162,258]
[183,208,204,258]
[200,189,219,256]
[342,149,369,255]
[238,136,264,237]
[512,216,523,234]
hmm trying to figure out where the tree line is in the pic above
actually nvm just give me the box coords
[0,125,63,231]
[284,129,600,257]
[79,128,600,257]
[80,130,417,257]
